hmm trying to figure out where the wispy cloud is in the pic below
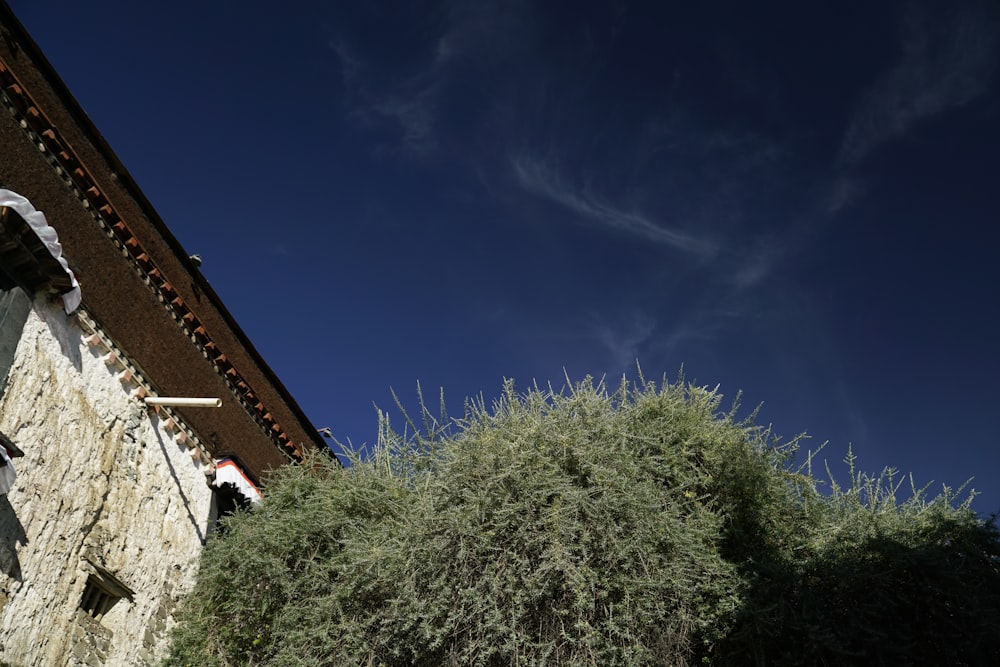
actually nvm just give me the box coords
[735,5,998,293]
[592,310,658,371]
[731,239,784,290]
[510,154,719,257]
[822,176,863,216]
[840,2,998,165]
[334,46,442,158]
[331,0,532,158]
[726,171,865,291]
[433,0,530,66]
[370,85,441,156]
[332,31,442,156]
[332,39,365,93]
[728,174,864,290]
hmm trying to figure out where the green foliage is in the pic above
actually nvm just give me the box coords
[165,374,1000,666]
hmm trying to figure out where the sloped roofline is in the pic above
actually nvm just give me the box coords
[0,1,326,455]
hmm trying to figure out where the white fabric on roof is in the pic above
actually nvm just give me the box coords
[0,189,82,313]
[213,458,262,504]
[0,446,16,496]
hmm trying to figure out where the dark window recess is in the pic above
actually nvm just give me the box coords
[79,562,134,621]
[213,481,252,534]
[80,578,117,620]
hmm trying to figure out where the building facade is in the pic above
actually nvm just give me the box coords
[0,4,324,665]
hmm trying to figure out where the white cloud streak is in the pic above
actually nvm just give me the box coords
[840,2,998,165]
[332,0,531,158]
[731,240,783,291]
[510,154,719,257]
[592,310,658,372]
[370,85,441,156]
[332,31,442,157]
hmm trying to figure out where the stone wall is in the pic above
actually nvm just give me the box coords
[0,295,214,666]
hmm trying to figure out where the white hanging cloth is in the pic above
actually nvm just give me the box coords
[0,188,82,313]
[213,458,262,504]
[0,445,16,496]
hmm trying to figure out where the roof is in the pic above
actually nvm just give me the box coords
[0,2,328,480]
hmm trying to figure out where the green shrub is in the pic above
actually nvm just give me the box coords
[165,374,1000,666]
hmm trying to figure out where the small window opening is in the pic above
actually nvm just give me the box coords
[212,481,252,535]
[79,562,134,621]
[216,481,252,514]
[80,577,117,620]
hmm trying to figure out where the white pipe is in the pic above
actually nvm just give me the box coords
[144,396,222,408]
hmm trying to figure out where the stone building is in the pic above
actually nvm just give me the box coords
[0,4,325,665]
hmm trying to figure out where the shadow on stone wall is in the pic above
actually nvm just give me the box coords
[149,414,206,546]
[41,300,83,375]
[0,495,26,581]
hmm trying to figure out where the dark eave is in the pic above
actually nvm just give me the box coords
[0,205,74,294]
[0,429,24,457]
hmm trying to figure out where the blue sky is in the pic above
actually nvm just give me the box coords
[11,0,1000,514]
